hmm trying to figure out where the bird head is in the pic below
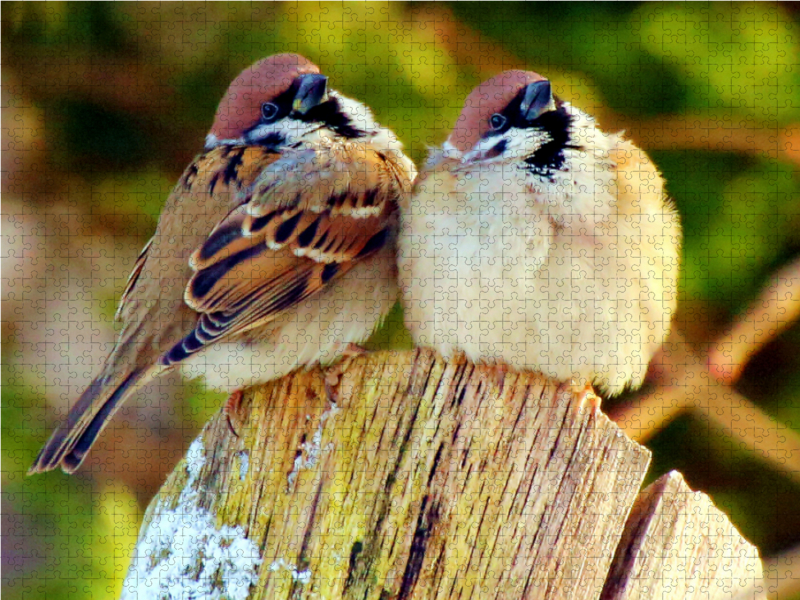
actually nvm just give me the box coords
[205,53,386,150]
[447,70,590,183]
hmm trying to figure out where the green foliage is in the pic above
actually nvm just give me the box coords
[637,3,800,124]
[656,151,800,313]
[2,373,138,600]
[49,100,150,171]
[4,2,800,598]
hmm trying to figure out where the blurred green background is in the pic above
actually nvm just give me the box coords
[3,2,800,598]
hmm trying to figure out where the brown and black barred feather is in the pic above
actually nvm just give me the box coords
[162,143,405,365]
[31,140,409,474]
[29,145,284,474]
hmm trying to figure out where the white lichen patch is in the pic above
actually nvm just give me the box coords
[185,437,206,480]
[269,558,312,585]
[237,450,250,481]
[121,437,262,600]
[287,403,340,488]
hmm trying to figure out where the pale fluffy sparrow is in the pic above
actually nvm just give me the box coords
[399,70,680,395]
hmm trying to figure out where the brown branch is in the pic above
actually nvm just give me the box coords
[708,258,800,385]
[605,115,800,166]
[610,330,800,485]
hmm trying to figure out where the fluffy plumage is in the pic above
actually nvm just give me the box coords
[31,54,415,474]
[399,70,681,395]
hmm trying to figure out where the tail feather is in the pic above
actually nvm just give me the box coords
[29,368,152,475]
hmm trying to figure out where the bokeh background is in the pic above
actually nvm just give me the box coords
[3,2,800,598]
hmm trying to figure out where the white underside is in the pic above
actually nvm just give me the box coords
[179,246,397,391]
[399,156,675,396]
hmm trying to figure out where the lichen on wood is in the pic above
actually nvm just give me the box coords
[123,349,760,599]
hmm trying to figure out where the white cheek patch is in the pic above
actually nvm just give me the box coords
[506,128,552,159]
[464,128,552,164]
[331,92,376,135]
[205,133,246,150]
[246,119,319,146]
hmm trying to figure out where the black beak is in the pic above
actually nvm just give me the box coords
[519,81,555,122]
[293,74,329,115]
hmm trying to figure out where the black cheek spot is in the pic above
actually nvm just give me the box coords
[274,212,303,245]
[259,132,285,148]
[485,139,507,160]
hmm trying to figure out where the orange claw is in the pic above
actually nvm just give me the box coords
[324,343,367,403]
[224,389,245,437]
[574,382,601,414]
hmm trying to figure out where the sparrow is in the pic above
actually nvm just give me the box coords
[398,70,681,396]
[30,53,416,474]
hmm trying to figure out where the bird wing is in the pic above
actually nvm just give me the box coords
[112,145,288,329]
[161,142,410,365]
[29,145,286,474]
[115,236,153,322]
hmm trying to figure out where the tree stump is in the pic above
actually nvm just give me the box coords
[121,349,764,600]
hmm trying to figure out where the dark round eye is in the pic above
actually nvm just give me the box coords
[261,102,279,122]
[489,113,507,131]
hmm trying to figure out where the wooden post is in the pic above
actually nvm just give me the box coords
[602,472,764,600]
[121,349,764,600]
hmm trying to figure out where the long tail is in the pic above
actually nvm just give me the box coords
[28,367,155,474]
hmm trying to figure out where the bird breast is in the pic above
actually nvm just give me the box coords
[400,157,655,395]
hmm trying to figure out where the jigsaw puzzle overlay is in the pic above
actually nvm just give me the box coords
[4,3,800,599]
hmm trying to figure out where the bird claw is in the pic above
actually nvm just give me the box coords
[574,382,601,413]
[224,390,245,437]
[324,343,367,403]
[324,371,342,404]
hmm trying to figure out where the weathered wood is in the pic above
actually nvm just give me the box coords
[121,349,758,599]
[601,471,764,600]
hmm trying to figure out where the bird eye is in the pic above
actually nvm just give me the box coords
[261,102,279,122]
[489,114,507,131]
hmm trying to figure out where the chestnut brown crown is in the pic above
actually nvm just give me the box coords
[447,70,548,153]
[209,53,321,140]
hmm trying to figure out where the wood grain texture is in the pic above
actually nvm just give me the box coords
[124,349,655,599]
[601,471,764,600]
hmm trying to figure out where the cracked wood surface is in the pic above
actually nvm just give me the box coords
[124,349,761,599]
[601,471,765,600]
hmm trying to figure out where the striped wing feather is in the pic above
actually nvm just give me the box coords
[161,143,403,365]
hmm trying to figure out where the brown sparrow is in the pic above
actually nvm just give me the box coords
[398,70,680,396]
[30,53,416,474]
